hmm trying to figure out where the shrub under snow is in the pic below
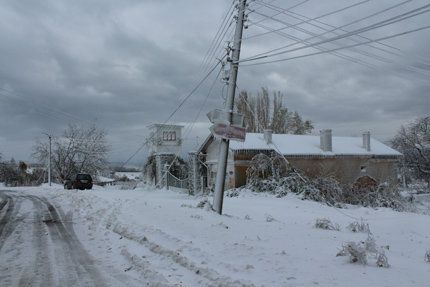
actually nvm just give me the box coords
[337,233,389,268]
[314,218,340,231]
[243,153,409,210]
[347,219,370,233]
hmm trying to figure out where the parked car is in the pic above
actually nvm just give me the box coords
[64,173,93,190]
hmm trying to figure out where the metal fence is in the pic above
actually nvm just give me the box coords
[167,172,189,190]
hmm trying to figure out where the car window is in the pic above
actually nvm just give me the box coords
[76,174,92,180]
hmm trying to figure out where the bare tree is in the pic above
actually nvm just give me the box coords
[392,116,430,187]
[235,88,313,134]
[33,124,109,182]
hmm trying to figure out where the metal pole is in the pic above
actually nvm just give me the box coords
[213,0,247,214]
[48,135,51,186]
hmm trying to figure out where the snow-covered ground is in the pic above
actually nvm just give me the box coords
[114,172,142,180]
[6,185,430,286]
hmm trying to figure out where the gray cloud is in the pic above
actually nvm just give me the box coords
[0,0,429,164]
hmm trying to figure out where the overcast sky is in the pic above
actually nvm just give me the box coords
[0,0,429,165]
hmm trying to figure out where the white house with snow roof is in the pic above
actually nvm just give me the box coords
[196,129,402,191]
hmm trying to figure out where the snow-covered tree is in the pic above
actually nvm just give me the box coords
[235,88,313,134]
[392,116,430,187]
[32,124,109,182]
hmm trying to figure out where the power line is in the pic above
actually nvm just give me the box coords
[0,87,91,124]
[120,59,225,168]
[248,20,378,70]
[245,6,430,78]
[251,0,413,58]
[247,0,311,27]
[241,24,430,67]
[241,3,430,63]
[157,66,224,186]
[203,19,235,73]
[201,1,235,67]
[244,0,370,40]
[201,1,236,72]
[263,0,411,54]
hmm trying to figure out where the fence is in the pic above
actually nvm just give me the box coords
[166,172,189,190]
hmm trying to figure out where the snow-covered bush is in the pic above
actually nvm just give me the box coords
[376,251,389,268]
[265,214,275,222]
[314,218,340,231]
[337,242,367,265]
[244,153,409,210]
[302,177,344,207]
[196,198,212,211]
[425,250,430,263]
[337,233,389,267]
[364,233,378,254]
[225,189,240,197]
[347,219,370,233]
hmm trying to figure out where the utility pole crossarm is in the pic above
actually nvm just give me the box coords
[213,0,248,214]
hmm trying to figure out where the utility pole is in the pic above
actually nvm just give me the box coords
[43,133,52,186]
[48,135,51,186]
[213,0,247,214]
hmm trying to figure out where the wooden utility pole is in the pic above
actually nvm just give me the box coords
[213,0,247,214]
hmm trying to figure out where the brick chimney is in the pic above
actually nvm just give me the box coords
[320,129,332,152]
[363,131,371,151]
[264,129,273,144]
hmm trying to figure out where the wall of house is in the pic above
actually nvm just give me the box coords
[149,125,183,155]
[205,138,235,190]
[286,157,399,185]
[231,153,399,188]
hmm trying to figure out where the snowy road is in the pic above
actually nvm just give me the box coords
[0,190,144,287]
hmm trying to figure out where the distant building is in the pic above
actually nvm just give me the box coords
[144,124,187,187]
[196,129,402,191]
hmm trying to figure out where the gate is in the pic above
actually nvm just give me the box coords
[166,172,189,190]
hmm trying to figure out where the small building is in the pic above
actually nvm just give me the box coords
[144,124,187,186]
[196,129,402,191]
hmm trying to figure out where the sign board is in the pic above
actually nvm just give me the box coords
[207,109,244,127]
[210,123,246,142]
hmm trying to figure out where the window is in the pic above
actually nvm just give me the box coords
[163,131,176,141]
[360,165,367,173]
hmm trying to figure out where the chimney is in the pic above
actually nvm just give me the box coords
[264,129,273,144]
[320,129,332,152]
[363,131,371,151]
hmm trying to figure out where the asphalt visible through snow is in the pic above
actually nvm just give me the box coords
[0,190,143,287]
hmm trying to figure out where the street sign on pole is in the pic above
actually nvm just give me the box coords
[210,123,246,142]
[207,109,244,127]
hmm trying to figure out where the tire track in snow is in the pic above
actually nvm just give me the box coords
[32,195,106,286]
[0,191,24,252]
[112,223,256,287]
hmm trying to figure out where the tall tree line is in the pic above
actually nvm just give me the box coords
[235,88,313,134]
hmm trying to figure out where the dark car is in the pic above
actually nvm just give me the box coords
[64,173,93,190]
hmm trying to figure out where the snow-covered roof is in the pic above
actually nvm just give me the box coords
[228,133,402,157]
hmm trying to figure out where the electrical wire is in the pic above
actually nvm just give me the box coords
[246,10,430,78]
[120,58,226,168]
[158,65,224,185]
[201,0,236,70]
[249,20,378,70]
[0,87,92,124]
[261,0,411,55]
[241,24,430,67]
[201,2,236,72]
[241,3,430,63]
[244,0,370,40]
[247,0,311,27]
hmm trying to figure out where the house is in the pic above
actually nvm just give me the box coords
[144,124,187,186]
[195,129,402,191]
